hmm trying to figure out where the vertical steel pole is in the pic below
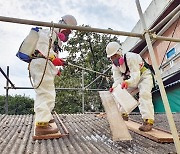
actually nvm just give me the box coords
[82,70,85,113]
[135,0,180,153]
[5,66,9,114]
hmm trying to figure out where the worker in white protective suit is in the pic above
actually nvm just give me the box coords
[29,15,77,136]
[106,41,154,132]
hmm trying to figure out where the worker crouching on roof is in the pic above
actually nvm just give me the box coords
[106,41,154,132]
[29,15,77,136]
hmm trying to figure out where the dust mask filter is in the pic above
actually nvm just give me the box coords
[57,32,67,42]
[112,58,120,67]
[57,29,71,42]
[118,57,124,65]
[112,56,124,67]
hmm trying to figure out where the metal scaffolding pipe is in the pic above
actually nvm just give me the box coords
[0,16,143,38]
[56,87,106,91]
[5,66,9,114]
[162,69,180,80]
[84,66,112,89]
[4,86,33,90]
[85,88,106,91]
[82,70,85,113]
[150,5,180,33]
[5,86,81,90]
[0,67,15,88]
[0,16,180,42]
[136,0,180,153]
[5,86,106,91]
[151,34,180,42]
[140,11,180,56]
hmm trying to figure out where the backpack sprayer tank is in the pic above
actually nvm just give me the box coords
[16,27,40,63]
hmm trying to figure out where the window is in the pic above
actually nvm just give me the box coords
[166,48,175,59]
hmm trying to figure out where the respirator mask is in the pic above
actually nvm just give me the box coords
[112,56,124,67]
[56,29,71,42]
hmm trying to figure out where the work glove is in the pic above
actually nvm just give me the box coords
[121,81,128,89]
[109,87,114,93]
[52,58,66,66]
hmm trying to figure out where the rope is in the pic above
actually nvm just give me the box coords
[67,62,111,78]
[28,21,55,89]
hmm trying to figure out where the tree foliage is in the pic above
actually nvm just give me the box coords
[0,95,34,114]
[55,26,120,113]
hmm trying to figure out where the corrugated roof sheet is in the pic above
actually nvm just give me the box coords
[0,113,180,154]
[152,79,180,93]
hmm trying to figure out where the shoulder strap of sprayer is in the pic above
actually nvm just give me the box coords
[124,54,129,75]
[124,54,155,76]
[142,58,155,75]
[124,54,156,87]
[121,54,130,80]
[142,58,156,87]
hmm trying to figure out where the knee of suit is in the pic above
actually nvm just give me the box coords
[139,90,152,100]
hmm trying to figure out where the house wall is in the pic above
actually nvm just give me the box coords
[122,0,174,53]
[142,18,180,66]
[152,19,180,65]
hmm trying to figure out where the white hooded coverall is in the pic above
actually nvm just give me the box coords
[29,28,59,123]
[112,52,154,120]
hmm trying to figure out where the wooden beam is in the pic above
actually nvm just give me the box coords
[32,122,64,140]
[33,113,69,140]
[125,120,179,143]
[99,91,132,141]
[112,85,139,114]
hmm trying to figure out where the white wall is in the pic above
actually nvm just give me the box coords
[122,0,174,53]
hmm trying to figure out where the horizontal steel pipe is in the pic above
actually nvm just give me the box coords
[0,16,143,38]
[1,16,180,42]
[152,35,180,42]
[150,5,180,33]
[5,86,106,91]
[4,86,33,89]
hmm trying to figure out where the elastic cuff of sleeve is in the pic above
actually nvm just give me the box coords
[36,122,49,126]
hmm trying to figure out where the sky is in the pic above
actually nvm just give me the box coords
[0,0,152,99]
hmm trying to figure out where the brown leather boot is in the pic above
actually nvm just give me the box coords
[139,119,154,132]
[122,113,128,121]
[35,122,58,136]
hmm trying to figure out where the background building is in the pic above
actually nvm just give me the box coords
[122,0,180,112]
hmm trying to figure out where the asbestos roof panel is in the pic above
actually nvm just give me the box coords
[0,113,180,154]
[152,79,180,93]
